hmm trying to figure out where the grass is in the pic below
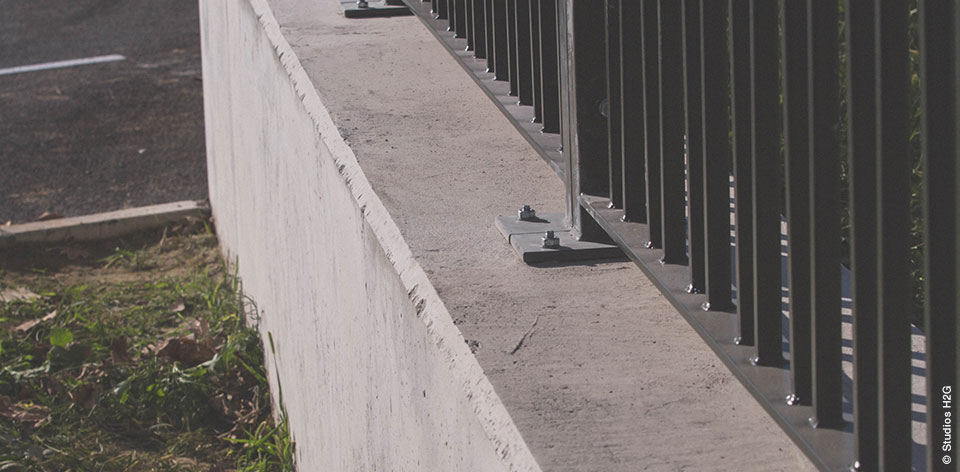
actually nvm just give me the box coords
[0,222,294,471]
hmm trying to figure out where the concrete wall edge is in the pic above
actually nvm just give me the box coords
[243,1,543,469]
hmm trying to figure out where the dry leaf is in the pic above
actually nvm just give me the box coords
[171,303,186,313]
[36,211,63,222]
[156,337,215,367]
[15,311,57,332]
[0,397,51,429]
[0,287,40,304]
[110,337,133,363]
[68,383,102,409]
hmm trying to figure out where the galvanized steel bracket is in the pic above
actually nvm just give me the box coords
[495,211,623,264]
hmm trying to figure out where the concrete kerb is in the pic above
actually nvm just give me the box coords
[246,0,543,469]
[0,200,209,249]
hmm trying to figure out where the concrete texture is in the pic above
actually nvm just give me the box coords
[200,0,819,469]
[0,201,207,248]
[199,1,538,470]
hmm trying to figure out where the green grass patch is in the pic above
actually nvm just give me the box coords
[0,223,294,471]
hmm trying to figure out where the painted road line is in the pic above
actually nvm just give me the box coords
[0,54,126,77]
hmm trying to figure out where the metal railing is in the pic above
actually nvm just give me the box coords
[401,1,959,470]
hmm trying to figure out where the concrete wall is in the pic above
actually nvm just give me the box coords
[198,0,541,470]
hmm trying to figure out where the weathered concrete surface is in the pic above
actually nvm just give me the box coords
[200,0,818,469]
[0,201,207,248]
[199,0,539,470]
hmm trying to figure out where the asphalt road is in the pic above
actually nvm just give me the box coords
[0,0,207,224]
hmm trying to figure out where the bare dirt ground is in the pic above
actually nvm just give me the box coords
[0,0,207,224]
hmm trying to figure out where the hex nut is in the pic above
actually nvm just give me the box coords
[542,230,560,249]
[518,204,537,221]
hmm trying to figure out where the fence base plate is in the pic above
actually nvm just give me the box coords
[341,0,411,18]
[495,213,624,264]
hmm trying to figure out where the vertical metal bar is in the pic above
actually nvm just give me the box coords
[515,0,533,105]
[473,0,486,58]
[729,0,754,345]
[642,0,662,249]
[621,0,646,222]
[658,0,686,264]
[437,0,448,20]
[530,0,543,123]
[748,0,781,366]
[874,0,912,468]
[920,1,958,470]
[700,0,734,312]
[558,0,612,239]
[486,0,496,70]
[683,0,704,293]
[845,0,878,466]
[570,0,609,200]
[783,0,813,409]
[806,0,843,430]
[455,0,468,39]
[506,0,519,96]
[538,0,560,133]
[493,0,509,81]
[606,0,623,208]
[466,0,474,51]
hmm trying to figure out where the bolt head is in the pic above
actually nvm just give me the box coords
[542,230,560,249]
[518,205,537,221]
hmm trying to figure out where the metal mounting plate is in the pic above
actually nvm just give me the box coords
[495,213,623,264]
[340,0,411,19]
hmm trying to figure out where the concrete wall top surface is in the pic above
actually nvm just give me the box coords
[227,0,818,469]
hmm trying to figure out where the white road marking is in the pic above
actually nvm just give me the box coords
[0,54,126,77]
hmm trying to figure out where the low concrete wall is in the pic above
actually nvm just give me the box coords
[198,0,540,470]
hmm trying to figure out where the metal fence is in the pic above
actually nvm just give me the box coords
[400,0,959,470]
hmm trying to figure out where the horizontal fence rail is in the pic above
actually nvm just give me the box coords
[401,0,960,470]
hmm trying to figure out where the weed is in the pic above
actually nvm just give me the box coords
[0,226,295,471]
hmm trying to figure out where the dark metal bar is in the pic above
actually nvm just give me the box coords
[806,0,842,430]
[437,0,447,20]
[606,0,622,208]
[530,0,542,122]
[454,0,466,38]
[538,0,560,133]
[747,0,781,366]
[493,0,509,81]
[485,0,495,70]
[620,0,646,222]
[472,0,486,57]
[658,0,686,265]
[783,0,813,409]
[465,0,474,51]
[700,0,734,312]
[683,0,704,293]
[506,0,518,96]
[874,0,912,468]
[642,0,662,249]
[845,0,878,466]
[920,1,959,470]
[729,0,754,345]
[514,0,533,105]
[568,0,609,200]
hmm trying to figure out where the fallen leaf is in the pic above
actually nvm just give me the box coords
[68,383,102,409]
[171,303,186,313]
[110,337,133,363]
[156,337,215,367]
[14,311,54,332]
[191,318,209,339]
[0,287,40,304]
[35,211,63,222]
[0,399,51,429]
